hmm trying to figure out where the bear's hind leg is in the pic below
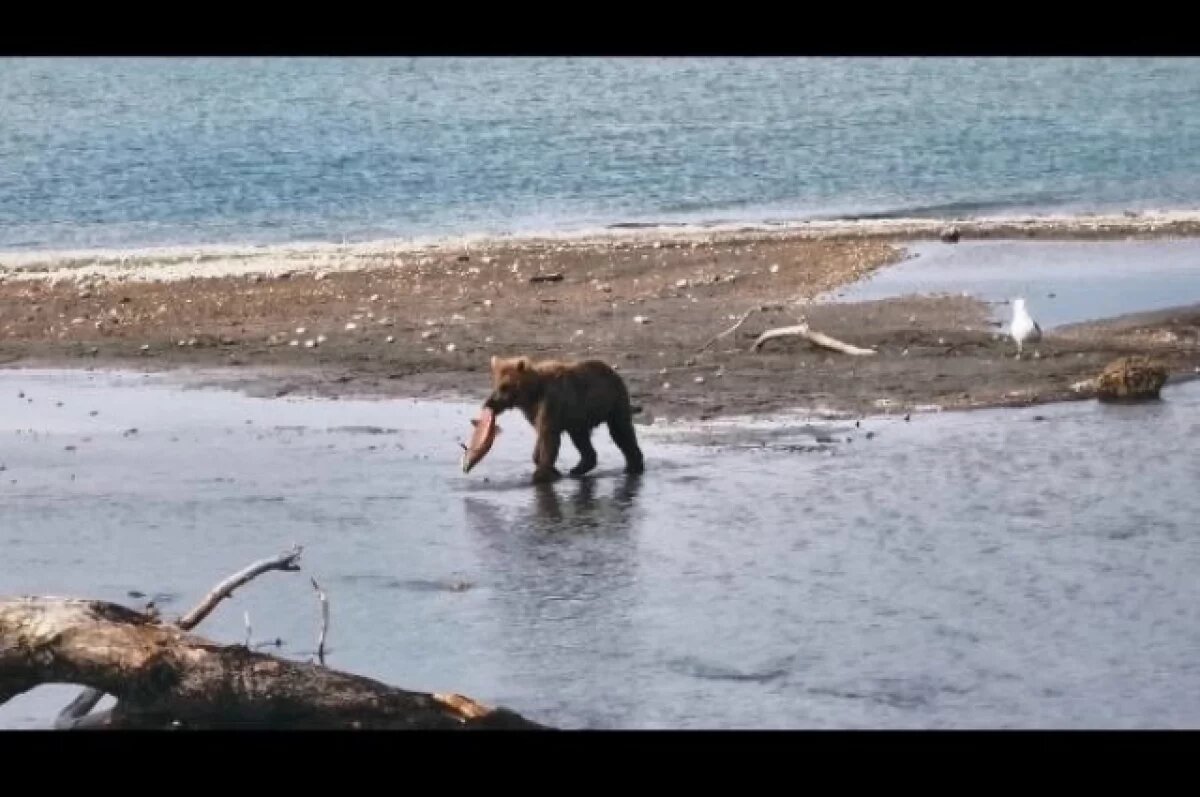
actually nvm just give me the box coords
[607,411,645,474]
[567,429,598,477]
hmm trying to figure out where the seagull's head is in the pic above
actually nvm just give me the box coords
[1013,297,1026,310]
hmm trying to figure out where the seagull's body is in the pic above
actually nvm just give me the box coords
[1009,297,1041,359]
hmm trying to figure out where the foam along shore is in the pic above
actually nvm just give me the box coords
[4,209,1200,285]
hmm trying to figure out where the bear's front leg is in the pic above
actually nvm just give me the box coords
[532,414,562,484]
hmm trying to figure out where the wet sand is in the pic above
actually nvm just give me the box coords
[2,216,1200,421]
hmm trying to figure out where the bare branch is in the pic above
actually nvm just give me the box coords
[54,687,107,729]
[60,708,115,729]
[701,304,784,351]
[311,577,329,666]
[751,323,877,356]
[177,544,303,631]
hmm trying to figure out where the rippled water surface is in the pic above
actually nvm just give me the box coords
[5,57,1200,250]
[2,368,1198,728]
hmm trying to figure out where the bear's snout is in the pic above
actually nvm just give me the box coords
[483,392,510,412]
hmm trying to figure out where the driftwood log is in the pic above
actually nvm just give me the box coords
[1,548,547,730]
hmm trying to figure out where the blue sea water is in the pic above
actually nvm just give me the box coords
[3,56,1200,252]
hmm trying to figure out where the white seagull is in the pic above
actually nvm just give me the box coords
[1009,297,1042,359]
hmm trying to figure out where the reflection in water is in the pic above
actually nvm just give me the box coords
[528,472,644,528]
[463,474,645,728]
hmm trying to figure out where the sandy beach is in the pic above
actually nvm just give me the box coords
[2,213,1199,423]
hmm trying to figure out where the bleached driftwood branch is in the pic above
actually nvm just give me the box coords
[701,304,784,351]
[1,597,545,729]
[751,323,877,356]
[702,302,874,358]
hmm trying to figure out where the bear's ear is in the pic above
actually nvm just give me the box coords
[515,357,530,372]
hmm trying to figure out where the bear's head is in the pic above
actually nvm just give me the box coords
[484,355,540,412]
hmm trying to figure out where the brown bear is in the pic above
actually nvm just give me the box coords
[483,355,645,483]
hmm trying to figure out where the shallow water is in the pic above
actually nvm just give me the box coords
[827,239,1200,328]
[2,368,1199,729]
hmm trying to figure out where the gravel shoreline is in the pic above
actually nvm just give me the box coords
[3,216,1199,422]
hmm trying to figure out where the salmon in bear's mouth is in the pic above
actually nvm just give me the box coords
[460,407,501,473]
